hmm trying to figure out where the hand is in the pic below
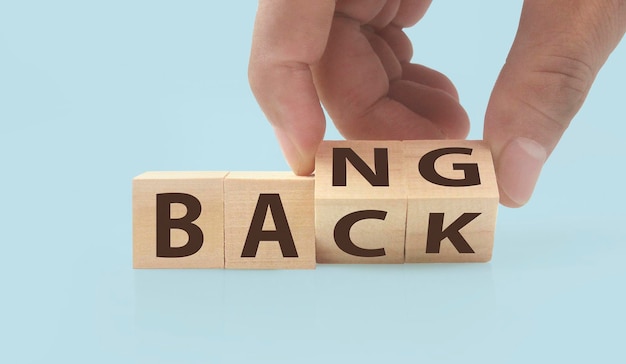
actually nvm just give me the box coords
[248,0,468,174]
[484,0,625,206]
[248,0,626,207]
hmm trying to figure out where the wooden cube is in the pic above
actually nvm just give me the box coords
[403,140,499,262]
[315,141,407,264]
[133,171,228,268]
[224,172,315,269]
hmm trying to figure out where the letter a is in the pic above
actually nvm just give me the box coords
[241,194,299,258]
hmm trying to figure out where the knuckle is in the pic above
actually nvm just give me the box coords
[519,52,595,132]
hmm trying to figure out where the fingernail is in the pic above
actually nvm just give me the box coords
[497,137,547,206]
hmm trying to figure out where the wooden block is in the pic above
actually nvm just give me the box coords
[315,141,407,264]
[133,171,228,268]
[224,172,315,269]
[403,140,499,262]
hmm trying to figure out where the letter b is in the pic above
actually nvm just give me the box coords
[156,193,204,258]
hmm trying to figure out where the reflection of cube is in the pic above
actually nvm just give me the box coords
[132,171,227,269]
[403,140,499,262]
[224,172,315,269]
[315,141,407,264]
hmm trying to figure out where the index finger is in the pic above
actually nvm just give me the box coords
[248,0,335,175]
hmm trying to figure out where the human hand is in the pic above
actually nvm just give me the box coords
[248,0,626,208]
[248,0,468,175]
[484,0,625,206]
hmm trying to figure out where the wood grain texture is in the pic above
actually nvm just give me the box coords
[133,171,228,268]
[403,140,499,262]
[224,172,315,269]
[315,141,407,264]
[133,140,498,269]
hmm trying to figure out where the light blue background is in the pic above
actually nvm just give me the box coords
[1,1,624,363]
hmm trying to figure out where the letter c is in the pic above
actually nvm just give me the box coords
[333,210,387,257]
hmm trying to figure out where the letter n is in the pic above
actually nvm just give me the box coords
[332,148,389,186]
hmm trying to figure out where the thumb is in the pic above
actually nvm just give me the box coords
[484,0,626,207]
